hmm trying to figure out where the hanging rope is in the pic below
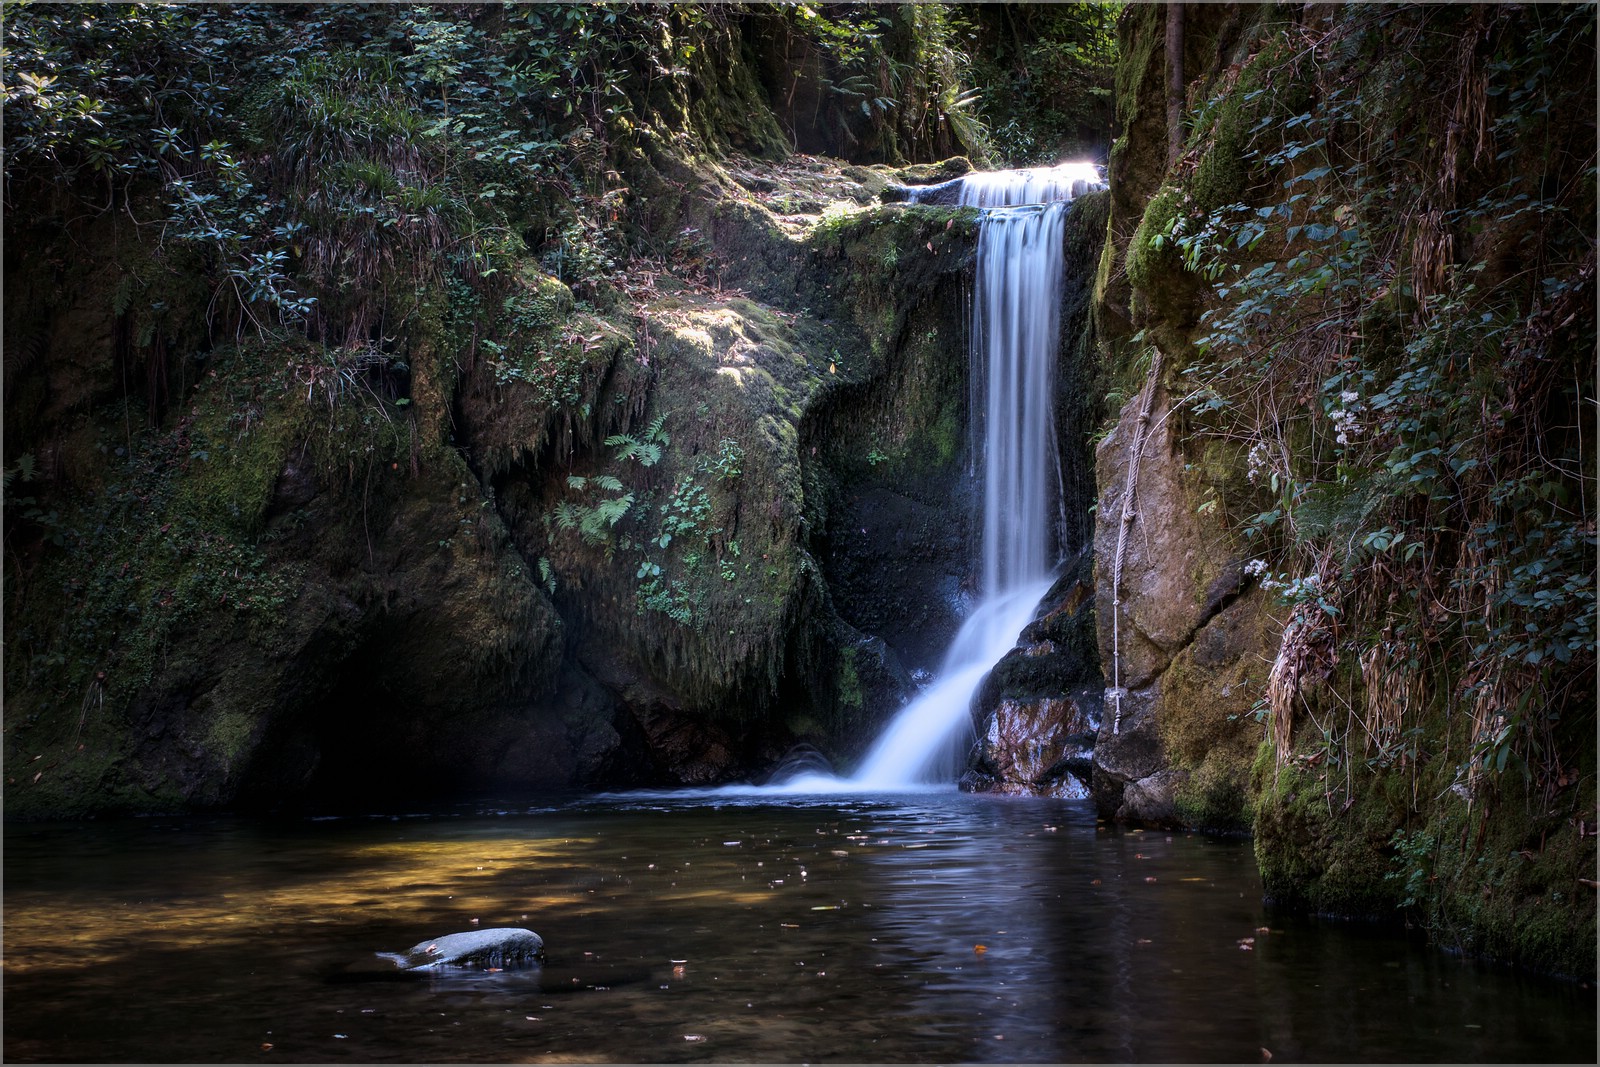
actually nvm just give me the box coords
[1109,350,1162,735]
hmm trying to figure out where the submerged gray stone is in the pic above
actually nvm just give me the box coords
[377,928,545,971]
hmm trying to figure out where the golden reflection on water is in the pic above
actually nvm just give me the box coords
[3,835,594,974]
[4,827,809,977]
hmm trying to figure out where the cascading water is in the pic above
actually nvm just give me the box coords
[775,163,1104,793]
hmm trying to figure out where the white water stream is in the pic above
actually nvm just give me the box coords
[770,163,1104,793]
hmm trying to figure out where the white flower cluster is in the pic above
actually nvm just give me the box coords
[1329,390,1362,445]
[1249,564,1321,596]
[1245,558,1289,590]
[1246,440,1270,485]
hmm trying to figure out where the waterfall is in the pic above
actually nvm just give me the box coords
[774,162,1104,793]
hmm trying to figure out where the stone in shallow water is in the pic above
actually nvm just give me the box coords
[377,928,545,971]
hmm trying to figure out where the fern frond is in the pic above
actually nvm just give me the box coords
[594,494,634,526]
[3,453,37,493]
[554,501,582,530]
[603,434,662,467]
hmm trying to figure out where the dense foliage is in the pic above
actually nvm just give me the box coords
[1114,2,1594,971]
[955,3,1118,165]
[3,3,697,344]
[1172,3,1593,801]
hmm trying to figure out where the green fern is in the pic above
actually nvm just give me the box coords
[577,492,633,544]
[3,453,38,494]
[603,413,670,467]
[603,434,661,467]
[593,494,633,527]
[553,500,583,531]
[558,414,668,546]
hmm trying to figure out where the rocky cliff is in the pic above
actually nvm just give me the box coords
[1090,2,1595,977]
[1,5,990,814]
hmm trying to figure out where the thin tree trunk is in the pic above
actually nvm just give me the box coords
[1166,2,1185,170]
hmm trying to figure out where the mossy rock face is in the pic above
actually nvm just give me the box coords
[1092,381,1251,694]
[893,156,973,186]
[1123,185,1205,332]
[679,19,793,161]
[527,293,828,727]
[1095,2,1172,344]
[1429,775,1598,979]
[801,205,980,678]
[1,230,577,815]
[453,176,989,781]
[1254,667,1597,979]
[2,405,569,815]
[455,269,647,480]
[1156,589,1275,832]
[1252,752,1410,919]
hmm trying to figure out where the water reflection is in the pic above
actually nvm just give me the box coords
[4,793,1593,1064]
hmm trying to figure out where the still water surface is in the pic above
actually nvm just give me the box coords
[5,791,1594,1063]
